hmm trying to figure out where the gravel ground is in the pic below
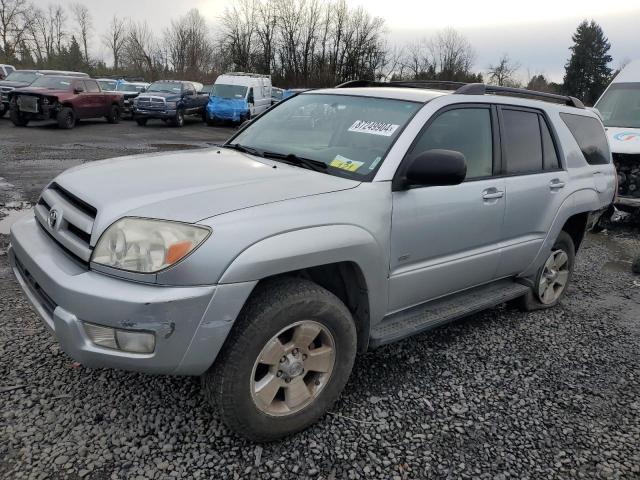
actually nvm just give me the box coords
[1,120,640,479]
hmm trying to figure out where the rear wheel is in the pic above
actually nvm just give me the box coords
[202,277,357,441]
[57,107,76,129]
[135,117,148,126]
[106,104,121,124]
[0,104,7,118]
[517,231,575,311]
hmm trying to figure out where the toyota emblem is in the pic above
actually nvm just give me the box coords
[48,209,59,228]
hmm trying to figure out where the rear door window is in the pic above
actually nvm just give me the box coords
[560,113,611,165]
[501,108,543,174]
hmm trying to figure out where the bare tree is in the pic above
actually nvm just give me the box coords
[0,0,33,60]
[220,0,257,71]
[402,38,432,79]
[429,27,476,81]
[123,20,161,76]
[70,2,91,61]
[164,9,212,77]
[487,53,521,86]
[102,15,126,70]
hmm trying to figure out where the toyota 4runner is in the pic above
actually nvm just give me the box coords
[8,81,616,441]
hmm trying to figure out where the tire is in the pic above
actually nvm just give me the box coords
[0,104,6,118]
[106,104,121,124]
[172,109,185,127]
[9,108,29,127]
[517,231,575,311]
[57,107,76,129]
[206,116,216,126]
[135,117,147,126]
[202,277,357,442]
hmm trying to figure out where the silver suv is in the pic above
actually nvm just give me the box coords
[8,81,616,441]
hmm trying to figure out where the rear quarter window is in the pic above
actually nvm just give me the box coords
[560,113,610,165]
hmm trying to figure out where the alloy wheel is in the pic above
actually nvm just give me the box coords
[250,320,336,416]
[538,248,570,304]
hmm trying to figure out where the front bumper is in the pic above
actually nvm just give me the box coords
[9,217,256,375]
[133,108,177,120]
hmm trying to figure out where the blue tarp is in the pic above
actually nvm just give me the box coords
[206,96,249,122]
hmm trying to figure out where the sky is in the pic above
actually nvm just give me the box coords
[78,0,640,82]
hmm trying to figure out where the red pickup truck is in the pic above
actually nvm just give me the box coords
[8,76,123,129]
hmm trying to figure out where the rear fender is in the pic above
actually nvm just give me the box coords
[520,188,600,279]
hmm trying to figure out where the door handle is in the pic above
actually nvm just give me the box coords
[549,179,566,189]
[482,189,504,200]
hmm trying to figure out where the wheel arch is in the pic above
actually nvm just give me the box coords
[218,225,389,353]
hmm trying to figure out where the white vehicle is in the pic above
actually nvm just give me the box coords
[594,60,640,207]
[206,72,272,124]
[0,64,15,80]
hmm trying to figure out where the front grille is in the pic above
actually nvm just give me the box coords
[15,256,57,317]
[612,153,640,164]
[34,183,97,263]
[136,96,166,110]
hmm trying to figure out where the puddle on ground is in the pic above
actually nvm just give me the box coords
[587,232,639,274]
[0,207,33,235]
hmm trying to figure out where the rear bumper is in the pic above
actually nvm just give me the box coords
[9,216,256,375]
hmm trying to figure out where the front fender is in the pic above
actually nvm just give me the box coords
[218,224,388,324]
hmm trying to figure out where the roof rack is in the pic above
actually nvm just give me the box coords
[336,79,466,90]
[335,79,585,108]
[455,83,584,108]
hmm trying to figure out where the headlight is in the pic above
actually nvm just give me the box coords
[166,101,177,109]
[91,218,210,273]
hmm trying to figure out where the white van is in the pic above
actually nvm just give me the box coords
[594,60,640,207]
[206,73,272,124]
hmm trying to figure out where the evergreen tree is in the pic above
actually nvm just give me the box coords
[563,20,612,105]
[65,36,85,71]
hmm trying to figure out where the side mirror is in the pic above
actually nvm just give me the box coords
[74,86,85,94]
[403,149,467,187]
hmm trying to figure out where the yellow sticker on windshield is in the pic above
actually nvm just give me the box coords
[330,155,364,172]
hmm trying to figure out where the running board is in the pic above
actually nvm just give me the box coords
[370,279,530,347]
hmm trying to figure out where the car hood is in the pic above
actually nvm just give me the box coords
[11,86,67,96]
[53,148,360,238]
[0,80,29,89]
[605,127,640,154]
[138,91,178,100]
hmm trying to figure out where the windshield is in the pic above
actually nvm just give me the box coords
[148,81,183,93]
[117,83,145,92]
[30,76,74,90]
[230,93,421,179]
[98,80,117,91]
[5,71,38,83]
[212,84,247,99]
[595,83,640,129]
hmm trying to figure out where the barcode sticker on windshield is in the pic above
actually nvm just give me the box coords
[348,120,399,137]
[330,155,364,172]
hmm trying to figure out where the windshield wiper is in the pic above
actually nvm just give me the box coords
[262,152,328,173]
[223,143,265,158]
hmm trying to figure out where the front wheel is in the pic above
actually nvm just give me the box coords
[10,108,29,126]
[172,109,185,127]
[0,104,7,118]
[202,277,357,442]
[57,107,76,129]
[518,231,575,310]
[135,117,147,126]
